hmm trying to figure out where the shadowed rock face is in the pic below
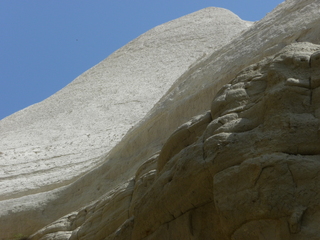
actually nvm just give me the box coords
[30,42,320,240]
[209,42,320,239]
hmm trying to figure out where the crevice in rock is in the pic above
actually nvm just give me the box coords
[287,163,297,188]
[140,200,215,240]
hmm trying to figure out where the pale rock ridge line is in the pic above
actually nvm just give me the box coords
[0,7,248,197]
[24,0,320,238]
[97,0,320,194]
[5,1,320,238]
[22,0,320,239]
[0,7,251,239]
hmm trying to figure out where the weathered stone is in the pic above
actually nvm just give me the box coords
[0,7,251,239]
[31,42,320,240]
[157,111,211,173]
[4,1,320,239]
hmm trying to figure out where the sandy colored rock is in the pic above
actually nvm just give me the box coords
[0,7,251,239]
[157,111,212,173]
[30,41,320,239]
[0,7,249,201]
[4,0,320,239]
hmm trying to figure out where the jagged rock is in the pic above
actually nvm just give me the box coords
[3,0,320,239]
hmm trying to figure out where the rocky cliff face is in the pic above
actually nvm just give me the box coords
[29,41,320,240]
[2,0,320,240]
[0,8,251,239]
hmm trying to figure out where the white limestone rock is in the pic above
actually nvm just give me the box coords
[0,7,251,239]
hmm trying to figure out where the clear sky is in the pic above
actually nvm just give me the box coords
[0,0,284,120]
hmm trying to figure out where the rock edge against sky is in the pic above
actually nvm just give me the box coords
[2,0,320,239]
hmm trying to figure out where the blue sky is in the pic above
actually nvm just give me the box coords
[0,0,284,120]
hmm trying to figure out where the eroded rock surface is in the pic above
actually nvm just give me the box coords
[4,0,320,239]
[30,42,320,240]
[210,42,320,239]
[0,7,251,239]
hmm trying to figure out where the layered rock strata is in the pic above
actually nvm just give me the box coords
[31,42,320,240]
[3,0,320,239]
[0,8,251,238]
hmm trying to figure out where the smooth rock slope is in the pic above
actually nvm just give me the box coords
[0,7,250,201]
[0,7,251,239]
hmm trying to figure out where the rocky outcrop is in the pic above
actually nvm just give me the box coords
[3,0,320,239]
[0,8,251,239]
[30,42,320,240]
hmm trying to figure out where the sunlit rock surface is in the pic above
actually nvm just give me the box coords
[31,41,320,240]
[0,7,251,239]
[3,0,320,239]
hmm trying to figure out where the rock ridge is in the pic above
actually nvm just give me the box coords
[3,0,320,239]
[31,41,320,240]
[0,7,251,239]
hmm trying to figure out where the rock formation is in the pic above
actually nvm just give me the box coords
[0,8,251,239]
[29,41,320,240]
[2,0,320,239]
